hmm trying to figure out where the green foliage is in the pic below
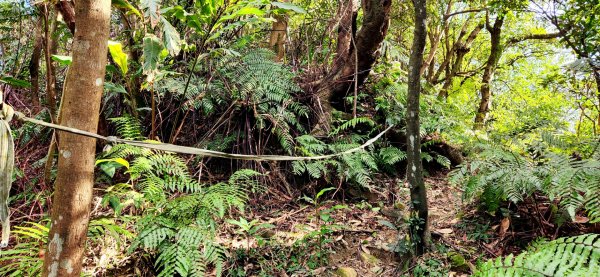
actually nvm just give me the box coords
[97,116,263,276]
[450,141,600,223]
[156,49,308,153]
[128,170,258,277]
[292,133,384,188]
[0,219,131,276]
[475,234,600,276]
[0,222,46,277]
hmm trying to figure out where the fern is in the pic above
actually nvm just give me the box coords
[129,169,254,276]
[156,49,308,154]
[450,142,600,223]
[109,114,144,140]
[475,234,600,276]
[292,124,406,188]
[98,121,260,276]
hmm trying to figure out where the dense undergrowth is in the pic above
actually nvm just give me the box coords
[1,0,599,276]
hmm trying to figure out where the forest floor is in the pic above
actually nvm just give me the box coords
[217,172,479,277]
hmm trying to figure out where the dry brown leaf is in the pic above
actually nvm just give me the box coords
[574,215,590,224]
[436,228,454,234]
[499,217,510,238]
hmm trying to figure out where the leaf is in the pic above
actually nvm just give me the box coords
[108,41,128,75]
[499,217,510,238]
[236,6,265,16]
[111,0,142,17]
[161,17,181,56]
[141,0,162,27]
[315,187,335,202]
[142,34,164,74]
[51,55,72,66]
[96,158,130,169]
[271,1,306,13]
[377,220,397,230]
[0,77,31,88]
[436,228,454,234]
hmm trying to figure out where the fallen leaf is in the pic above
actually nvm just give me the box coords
[499,217,510,238]
[574,216,589,223]
[437,228,454,234]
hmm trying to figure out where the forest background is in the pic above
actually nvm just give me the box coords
[0,0,599,276]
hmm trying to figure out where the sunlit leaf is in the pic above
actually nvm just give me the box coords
[108,41,128,75]
[51,55,72,66]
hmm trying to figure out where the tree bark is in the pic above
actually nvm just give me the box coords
[268,0,289,61]
[438,23,483,98]
[41,1,111,276]
[312,0,391,134]
[474,15,504,130]
[407,0,429,255]
[28,13,43,111]
[55,0,76,34]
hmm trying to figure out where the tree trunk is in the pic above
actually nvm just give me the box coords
[41,1,111,276]
[28,13,43,111]
[268,0,289,61]
[313,0,391,134]
[474,15,504,130]
[407,0,429,256]
[55,0,75,34]
[438,23,483,98]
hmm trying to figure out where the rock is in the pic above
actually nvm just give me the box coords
[448,251,471,272]
[335,267,358,277]
[360,252,381,266]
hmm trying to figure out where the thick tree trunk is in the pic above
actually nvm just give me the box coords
[41,1,111,276]
[268,0,289,61]
[474,16,504,130]
[313,0,391,134]
[407,0,429,255]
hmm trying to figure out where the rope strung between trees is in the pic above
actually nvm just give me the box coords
[0,101,393,247]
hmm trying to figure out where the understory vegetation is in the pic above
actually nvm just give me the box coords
[0,0,599,276]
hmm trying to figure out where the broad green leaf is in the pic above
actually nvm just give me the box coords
[96,158,130,169]
[271,1,306,13]
[236,6,265,16]
[111,0,142,18]
[161,17,181,56]
[218,6,265,23]
[51,55,72,66]
[0,77,31,88]
[141,0,161,27]
[160,5,187,20]
[142,34,164,74]
[108,41,128,75]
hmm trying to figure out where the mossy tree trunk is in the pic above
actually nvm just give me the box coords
[41,1,111,276]
[474,15,504,130]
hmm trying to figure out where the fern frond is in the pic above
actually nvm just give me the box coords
[475,234,600,276]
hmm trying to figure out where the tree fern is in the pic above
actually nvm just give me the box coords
[155,49,308,154]
[475,234,600,276]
